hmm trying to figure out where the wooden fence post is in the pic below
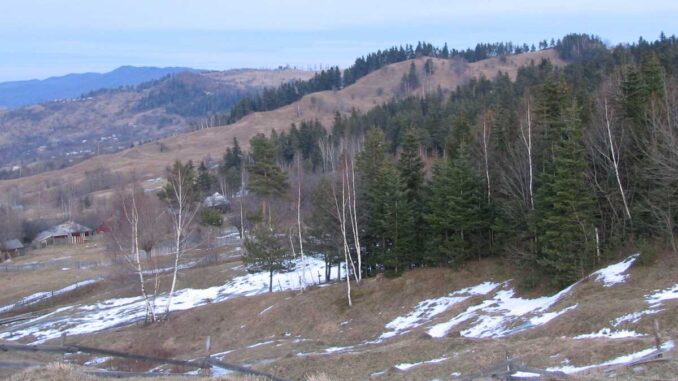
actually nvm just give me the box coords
[653,319,662,353]
[203,335,212,377]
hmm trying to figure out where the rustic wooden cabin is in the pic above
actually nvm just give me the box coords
[1,239,24,261]
[32,221,95,248]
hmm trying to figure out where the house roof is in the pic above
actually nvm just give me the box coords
[203,192,229,207]
[33,221,94,243]
[2,239,24,251]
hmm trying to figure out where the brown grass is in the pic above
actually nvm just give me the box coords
[8,362,271,381]
[58,250,678,380]
[6,238,677,380]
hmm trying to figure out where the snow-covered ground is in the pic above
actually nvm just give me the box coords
[0,258,327,343]
[610,280,678,328]
[592,254,638,287]
[394,356,449,371]
[378,255,640,341]
[547,340,674,374]
[0,279,99,314]
[379,282,499,340]
[573,328,644,339]
[427,283,577,339]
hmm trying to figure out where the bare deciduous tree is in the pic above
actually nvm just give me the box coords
[163,162,200,318]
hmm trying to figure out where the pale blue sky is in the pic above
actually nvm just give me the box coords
[1,0,676,81]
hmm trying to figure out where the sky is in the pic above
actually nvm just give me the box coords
[0,0,676,82]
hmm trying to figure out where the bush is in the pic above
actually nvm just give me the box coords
[200,208,223,227]
[636,239,659,266]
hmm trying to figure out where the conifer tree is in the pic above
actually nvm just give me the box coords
[398,129,426,264]
[425,144,485,265]
[247,134,289,225]
[531,109,596,286]
[196,161,213,197]
[243,224,293,292]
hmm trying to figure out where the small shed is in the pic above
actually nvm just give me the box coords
[33,221,95,248]
[1,239,24,260]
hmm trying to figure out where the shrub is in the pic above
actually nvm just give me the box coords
[200,208,223,227]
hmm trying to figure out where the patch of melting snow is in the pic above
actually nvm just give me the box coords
[424,256,639,339]
[646,283,678,306]
[574,328,645,339]
[610,282,678,327]
[547,340,674,374]
[427,282,577,339]
[0,258,327,343]
[379,282,500,340]
[247,340,276,349]
[512,371,541,378]
[84,356,112,366]
[612,309,662,326]
[0,279,99,314]
[212,349,235,358]
[592,254,638,287]
[324,345,356,354]
[395,356,449,371]
[259,305,275,315]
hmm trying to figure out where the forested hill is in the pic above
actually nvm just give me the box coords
[0,68,314,178]
[229,33,678,288]
[224,39,559,124]
[0,66,197,108]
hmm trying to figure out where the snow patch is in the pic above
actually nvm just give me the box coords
[612,310,661,326]
[574,328,645,339]
[0,258,327,343]
[592,254,638,287]
[0,279,99,314]
[512,371,541,378]
[395,356,448,371]
[647,284,678,306]
[379,282,499,340]
[428,282,577,339]
[547,340,674,374]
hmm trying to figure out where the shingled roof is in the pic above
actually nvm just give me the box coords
[33,221,93,243]
[2,239,24,251]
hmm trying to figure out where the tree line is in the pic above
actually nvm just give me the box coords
[223,38,567,125]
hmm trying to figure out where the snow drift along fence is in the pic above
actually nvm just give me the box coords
[0,342,290,381]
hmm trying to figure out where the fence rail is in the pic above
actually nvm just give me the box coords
[0,342,290,381]
[1,259,111,272]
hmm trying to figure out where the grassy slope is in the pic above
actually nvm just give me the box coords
[15,250,670,381]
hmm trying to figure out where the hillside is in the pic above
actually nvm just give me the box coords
[0,66,196,109]
[0,68,315,177]
[0,49,563,214]
[1,233,677,380]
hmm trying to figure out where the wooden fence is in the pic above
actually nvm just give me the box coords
[0,341,290,381]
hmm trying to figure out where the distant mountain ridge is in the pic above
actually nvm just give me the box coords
[0,66,198,108]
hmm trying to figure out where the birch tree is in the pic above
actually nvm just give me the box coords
[110,184,165,322]
[162,160,200,318]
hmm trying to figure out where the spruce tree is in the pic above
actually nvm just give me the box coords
[398,129,425,265]
[243,225,293,292]
[196,161,213,197]
[531,109,596,286]
[247,134,288,225]
[425,144,485,265]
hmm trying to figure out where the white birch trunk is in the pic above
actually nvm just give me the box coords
[604,98,632,221]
